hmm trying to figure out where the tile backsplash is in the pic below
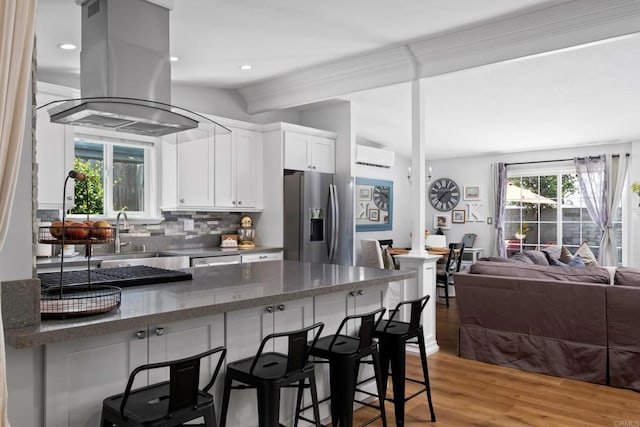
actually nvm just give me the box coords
[36,210,254,253]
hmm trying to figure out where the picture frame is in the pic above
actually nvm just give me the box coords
[463,186,480,201]
[433,213,451,230]
[355,177,393,232]
[359,187,371,201]
[452,209,465,224]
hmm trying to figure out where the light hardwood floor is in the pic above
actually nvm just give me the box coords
[352,299,640,426]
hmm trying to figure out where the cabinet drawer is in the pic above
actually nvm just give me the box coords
[241,252,283,263]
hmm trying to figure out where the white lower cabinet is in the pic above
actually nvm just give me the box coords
[44,314,224,427]
[225,297,313,426]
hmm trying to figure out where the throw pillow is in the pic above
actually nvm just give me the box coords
[381,248,395,270]
[542,245,562,261]
[567,255,585,268]
[522,250,550,265]
[559,246,574,264]
[574,242,599,266]
[548,257,568,267]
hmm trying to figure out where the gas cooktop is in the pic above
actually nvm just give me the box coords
[39,266,192,292]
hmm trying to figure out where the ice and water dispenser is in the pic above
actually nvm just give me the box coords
[309,208,324,241]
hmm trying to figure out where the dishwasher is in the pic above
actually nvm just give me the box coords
[191,255,242,267]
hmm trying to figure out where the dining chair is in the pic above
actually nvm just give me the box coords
[435,242,465,308]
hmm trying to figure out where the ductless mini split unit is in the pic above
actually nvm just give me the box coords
[355,145,395,168]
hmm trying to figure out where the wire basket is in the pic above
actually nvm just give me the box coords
[40,285,121,319]
[38,225,115,245]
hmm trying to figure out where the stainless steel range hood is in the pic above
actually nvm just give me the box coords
[48,0,205,137]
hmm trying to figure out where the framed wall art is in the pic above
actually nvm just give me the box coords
[463,186,480,201]
[452,209,466,224]
[433,213,451,230]
[355,177,393,231]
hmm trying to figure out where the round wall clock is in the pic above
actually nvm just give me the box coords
[429,178,460,211]
[373,185,390,211]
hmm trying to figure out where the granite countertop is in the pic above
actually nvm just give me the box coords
[6,260,415,349]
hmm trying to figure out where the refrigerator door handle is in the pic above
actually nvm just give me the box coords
[330,184,339,263]
[327,185,335,261]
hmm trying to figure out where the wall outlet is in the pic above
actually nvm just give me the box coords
[183,219,195,231]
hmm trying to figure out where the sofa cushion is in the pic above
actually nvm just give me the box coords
[506,253,533,264]
[469,261,610,284]
[522,250,549,265]
[574,242,599,266]
[614,267,640,287]
[479,256,521,264]
[548,257,568,267]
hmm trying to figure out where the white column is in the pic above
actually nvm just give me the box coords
[409,74,427,256]
[395,254,440,353]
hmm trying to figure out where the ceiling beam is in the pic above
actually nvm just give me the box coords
[239,0,640,113]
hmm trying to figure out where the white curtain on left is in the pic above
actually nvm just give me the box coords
[0,0,37,425]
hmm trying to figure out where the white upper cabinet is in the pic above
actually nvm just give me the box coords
[214,127,263,210]
[284,130,335,174]
[161,120,263,212]
[36,83,78,210]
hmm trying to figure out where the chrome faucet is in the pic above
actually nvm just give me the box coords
[115,211,130,253]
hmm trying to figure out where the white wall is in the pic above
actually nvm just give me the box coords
[353,155,412,265]
[428,142,635,264]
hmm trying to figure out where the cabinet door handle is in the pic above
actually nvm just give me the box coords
[233,200,236,204]
[277,304,285,311]
[349,291,357,297]
[259,255,268,259]
[155,327,165,336]
[66,196,73,201]
[266,305,274,313]
[136,330,146,339]
[180,198,185,203]
[238,201,242,205]
[357,289,364,296]
[308,165,312,169]
[312,166,316,169]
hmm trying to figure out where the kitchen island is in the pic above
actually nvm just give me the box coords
[6,260,419,426]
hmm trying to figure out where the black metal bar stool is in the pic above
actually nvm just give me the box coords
[220,322,324,427]
[101,346,226,427]
[302,308,387,427]
[373,295,436,425]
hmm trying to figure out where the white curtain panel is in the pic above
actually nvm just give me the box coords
[601,154,629,266]
[0,0,37,425]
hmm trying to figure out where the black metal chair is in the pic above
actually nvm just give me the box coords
[435,242,465,308]
[101,346,227,427]
[220,322,325,427]
[303,308,387,427]
[373,295,436,426]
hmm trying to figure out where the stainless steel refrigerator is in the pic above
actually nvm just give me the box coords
[283,170,343,264]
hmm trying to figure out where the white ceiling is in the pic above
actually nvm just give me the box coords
[35,0,640,159]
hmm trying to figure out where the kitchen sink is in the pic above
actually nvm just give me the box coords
[98,253,190,270]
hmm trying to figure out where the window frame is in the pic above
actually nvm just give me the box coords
[69,127,159,220]
[505,163,623,262]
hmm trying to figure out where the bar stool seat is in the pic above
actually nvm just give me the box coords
[101,346,226,427]
[305,308,387,427]
[220,322,324,427]
[373,295,436,426]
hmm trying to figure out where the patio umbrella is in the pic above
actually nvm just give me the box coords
[506,182,557,205]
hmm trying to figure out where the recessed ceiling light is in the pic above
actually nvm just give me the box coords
[170,56,179,62]
[240,64,252,71]
[57,43,77,50]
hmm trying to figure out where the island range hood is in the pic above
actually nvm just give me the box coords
[47,0,208,137]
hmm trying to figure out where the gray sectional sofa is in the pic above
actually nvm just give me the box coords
[454,261,640,391]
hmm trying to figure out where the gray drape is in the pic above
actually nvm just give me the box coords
[494,162,507,257]
[575,154,627,266]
